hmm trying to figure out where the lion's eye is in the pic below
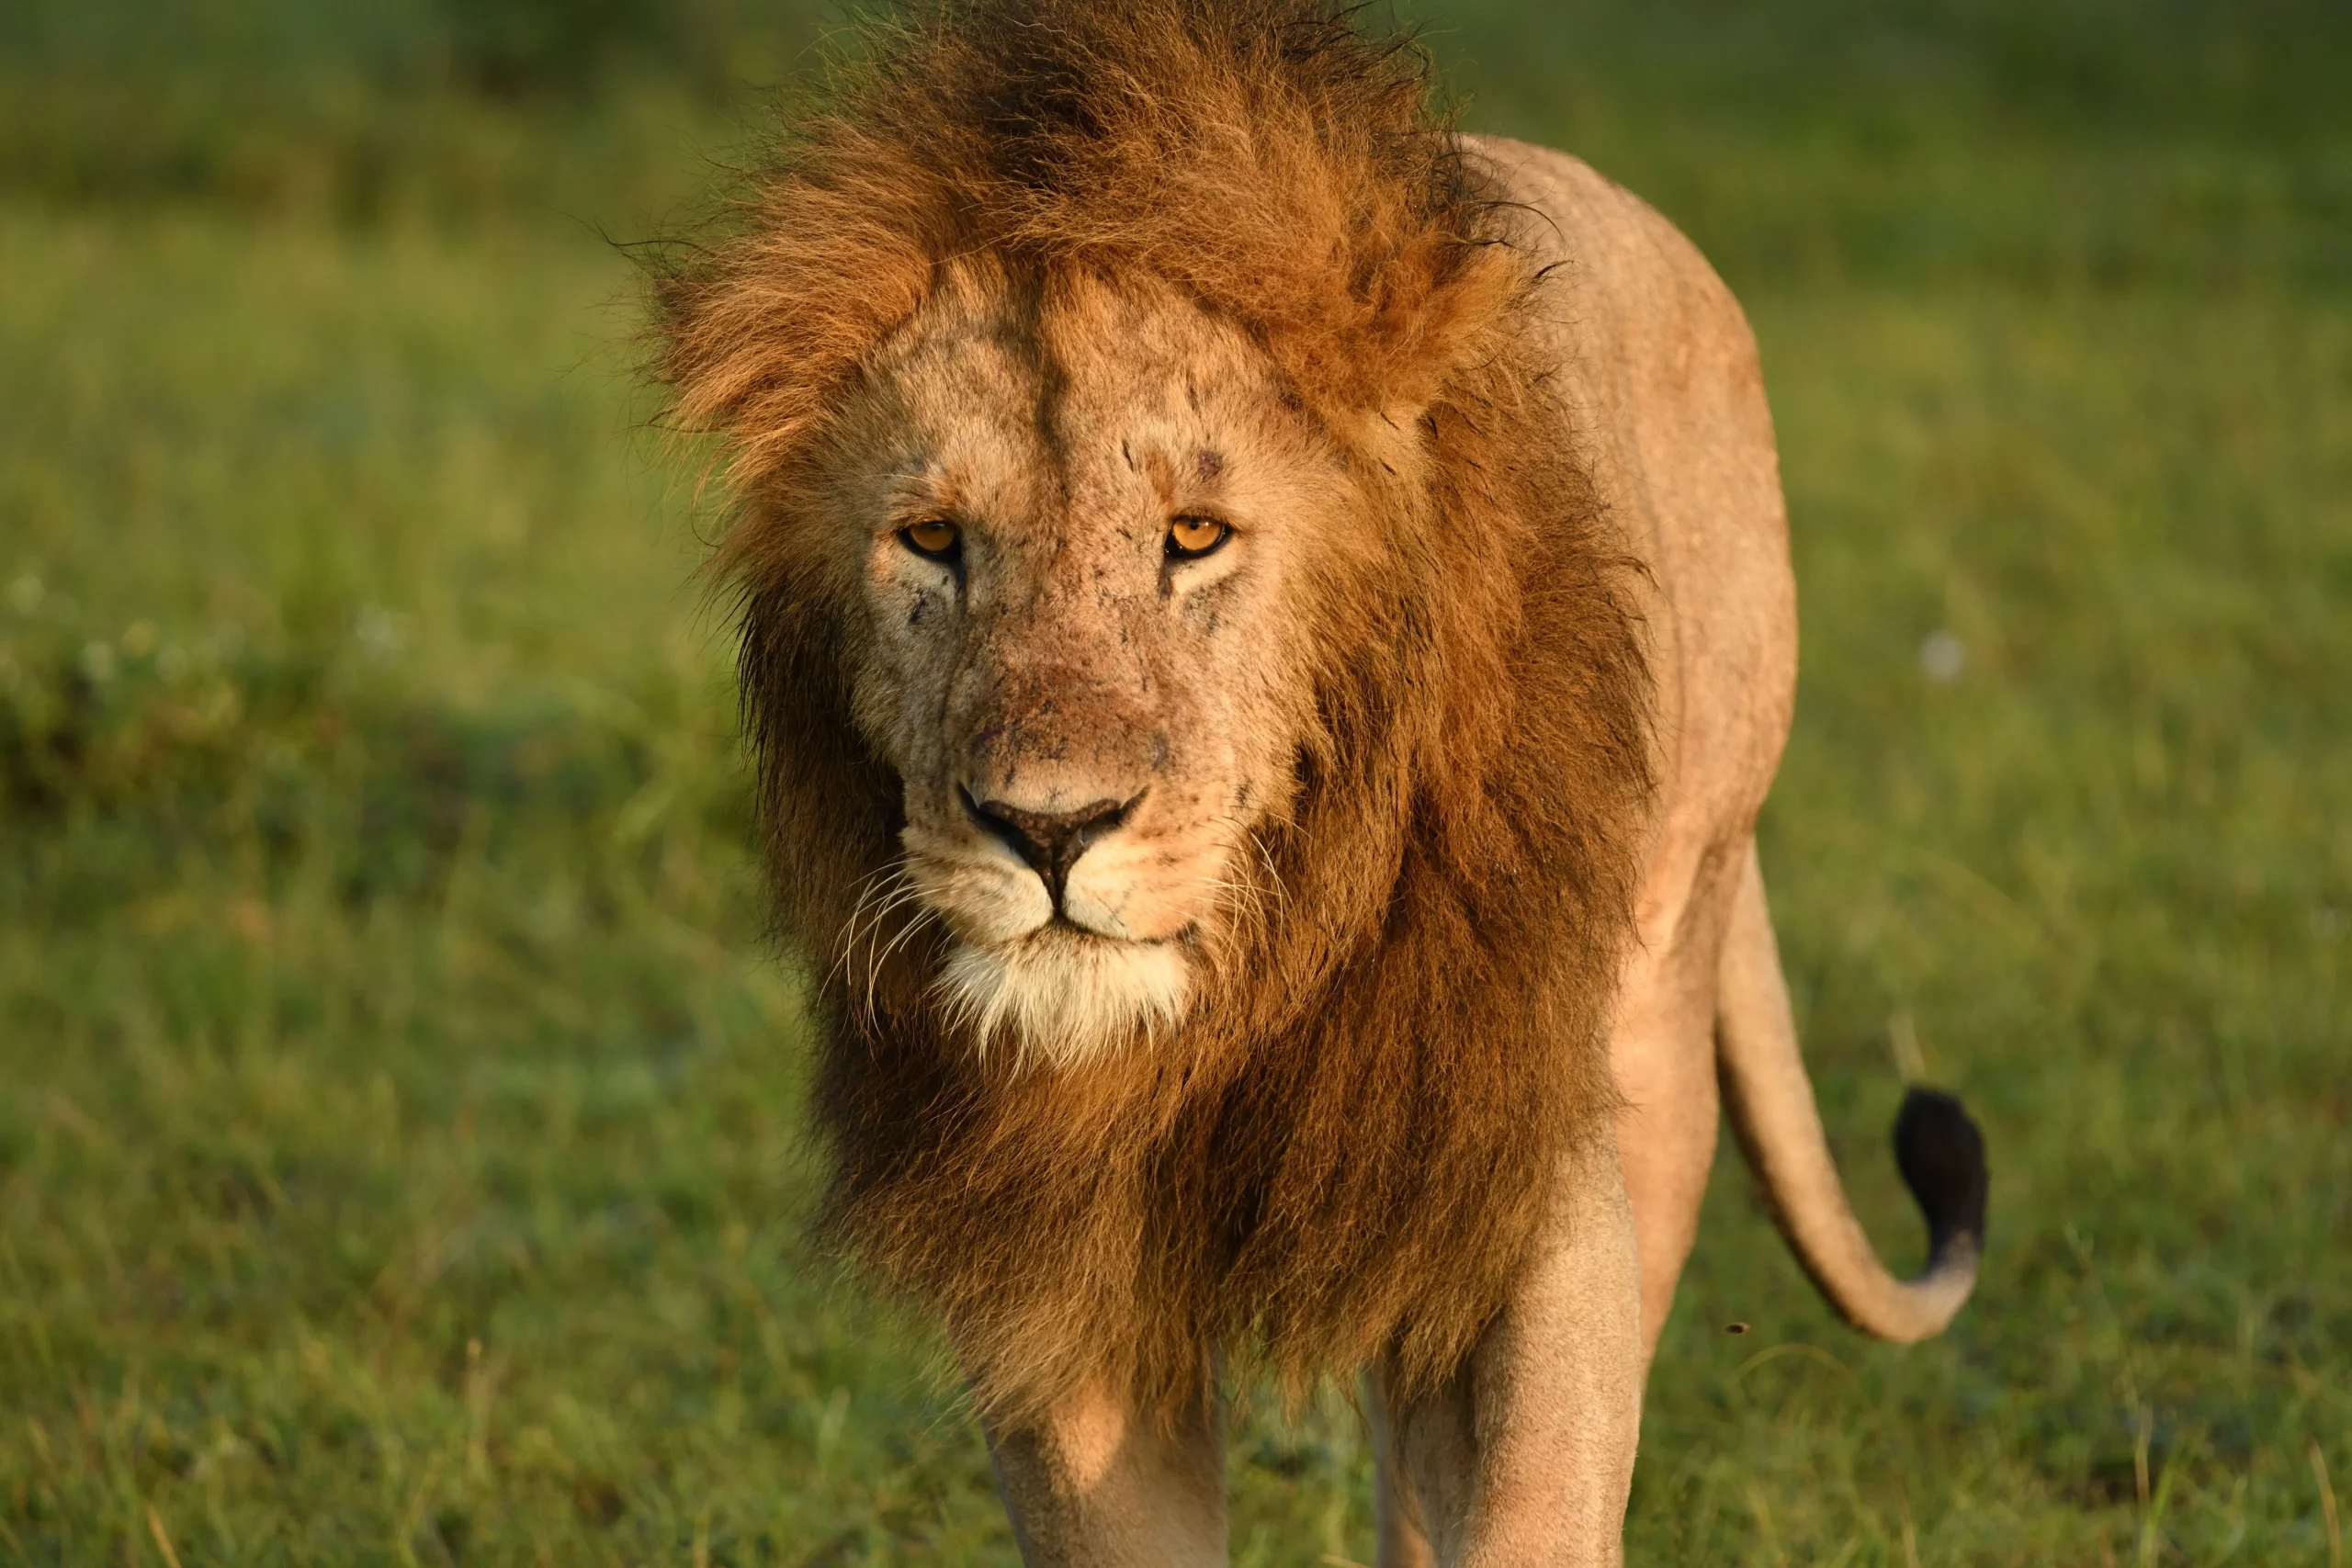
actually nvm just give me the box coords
[1166,516,1230,559]
[899,519,962,560]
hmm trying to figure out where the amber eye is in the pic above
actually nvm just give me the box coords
[1166,516,1230,559]
[899,518,961,560]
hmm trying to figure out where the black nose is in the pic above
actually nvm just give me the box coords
[960,786,1139,908]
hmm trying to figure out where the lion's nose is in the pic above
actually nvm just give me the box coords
[960,786,1140,908]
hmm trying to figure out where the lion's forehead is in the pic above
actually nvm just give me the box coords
[881,274,1282,494]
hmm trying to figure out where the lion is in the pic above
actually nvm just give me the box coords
[655,1,1988,1561]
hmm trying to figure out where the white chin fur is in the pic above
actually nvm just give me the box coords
[934,928,1191,1069]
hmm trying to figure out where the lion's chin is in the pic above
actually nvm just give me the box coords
[933,925,1192,1069]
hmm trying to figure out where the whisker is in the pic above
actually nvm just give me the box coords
[831,860,919,999]
[865,904,942,1025]
[853,884,934,1024]
[876,903,939,973]
[828,888,886,994]
[1252,834,1290,906]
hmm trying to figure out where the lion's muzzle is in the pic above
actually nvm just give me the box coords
[958,785,1142,914]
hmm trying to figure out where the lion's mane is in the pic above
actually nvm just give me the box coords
[659,0,1654,1420]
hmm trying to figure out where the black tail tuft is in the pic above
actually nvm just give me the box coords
[1893,1086,1988,1258]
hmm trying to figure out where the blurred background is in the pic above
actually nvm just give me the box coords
[1,0,2345,1562]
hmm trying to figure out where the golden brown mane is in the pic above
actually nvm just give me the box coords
[657,0,1654,1421]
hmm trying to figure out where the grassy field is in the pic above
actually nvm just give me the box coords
[2,2,2347,1562]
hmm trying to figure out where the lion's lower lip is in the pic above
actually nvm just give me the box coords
[1039,913,1169,946]
[1018,919,1203,955]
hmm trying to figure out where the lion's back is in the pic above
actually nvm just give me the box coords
[1469,135,1798,924]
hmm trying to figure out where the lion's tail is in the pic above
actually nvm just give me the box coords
[1714,841,1985,1342]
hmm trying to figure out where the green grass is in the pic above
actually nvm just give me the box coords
[2,3,2347,1562]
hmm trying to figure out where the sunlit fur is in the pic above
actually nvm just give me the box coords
[656,0,1654,1422]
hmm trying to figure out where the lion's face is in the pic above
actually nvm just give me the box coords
[812,269,1356,1065]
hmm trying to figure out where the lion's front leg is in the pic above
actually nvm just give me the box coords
[979,1370,1227,1566]
[1372,1130,1644,1566]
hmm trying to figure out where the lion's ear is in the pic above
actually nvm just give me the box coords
[1350,238,1524,419]
[658,170,942,510]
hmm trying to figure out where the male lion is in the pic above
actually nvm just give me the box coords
[658,1,1987,1561]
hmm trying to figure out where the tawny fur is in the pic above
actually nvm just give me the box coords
[657,0,1653,1423]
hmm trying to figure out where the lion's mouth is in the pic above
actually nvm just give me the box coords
[903,830,1209,950]
[1033,911,1195,946]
